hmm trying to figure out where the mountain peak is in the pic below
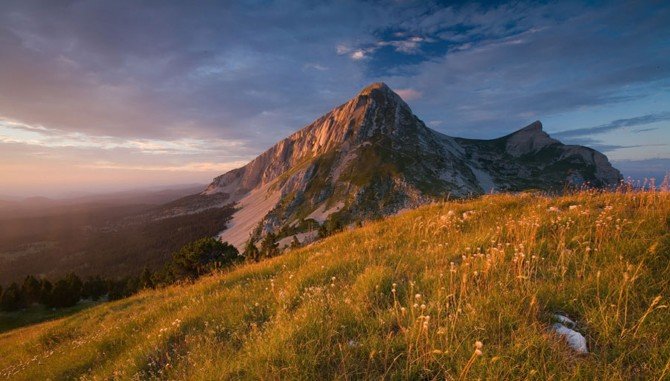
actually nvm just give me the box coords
[203,85,621,248]
[352,82,409,113]
[519,120,543,132]
[359,82,391,93]
[504,120,558,157]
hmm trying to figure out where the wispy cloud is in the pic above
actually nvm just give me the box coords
[554,112,670,138]
[80,160,249,172]
[395,88,422,101]
[0,117,247,155]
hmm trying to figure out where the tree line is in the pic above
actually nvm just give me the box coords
[1,225,325,313]
[0,237,240,312]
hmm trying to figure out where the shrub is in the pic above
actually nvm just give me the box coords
[171,238,240,280]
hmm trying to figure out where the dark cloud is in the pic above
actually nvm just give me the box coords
[554,113,670,139]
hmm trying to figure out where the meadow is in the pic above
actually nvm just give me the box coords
[0,189,668,380]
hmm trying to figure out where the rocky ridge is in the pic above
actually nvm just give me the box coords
[200,83,621,248]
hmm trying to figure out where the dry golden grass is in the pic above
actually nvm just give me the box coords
[0,189,669,380]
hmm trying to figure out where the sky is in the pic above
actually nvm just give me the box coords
[0,0,669,198]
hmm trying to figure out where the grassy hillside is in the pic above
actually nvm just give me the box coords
[1,190,669,380]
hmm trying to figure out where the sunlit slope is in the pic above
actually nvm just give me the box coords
[1,191,669,380]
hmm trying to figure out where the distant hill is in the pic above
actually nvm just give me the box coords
[1,190,667,379]
[0,184,206,220]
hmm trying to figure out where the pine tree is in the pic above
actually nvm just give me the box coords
[0,283,22,311]
[139,267,154,289]
[39,279,53,306]
[82,276,107,301]
[260,232,279,258]
[243,238,261,262]
[48,273,83,308]
[290,235,301,249]
[21,275,42,305]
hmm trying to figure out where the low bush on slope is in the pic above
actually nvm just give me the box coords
[0,190,669,380]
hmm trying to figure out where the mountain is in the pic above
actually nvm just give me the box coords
[202,83,621,248]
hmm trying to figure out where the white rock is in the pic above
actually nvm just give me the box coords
[551,314,588,354]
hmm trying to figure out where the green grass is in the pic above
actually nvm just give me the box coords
[1,190,669,380]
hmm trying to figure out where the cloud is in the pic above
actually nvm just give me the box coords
[395,88,422,101]
[336,44,351,55]
[0,0,668,194]
[351,50,367,60]
[376,36,427,54]
[382,1,670,137]
[587,143,667,154]
[554,112,670,138]
[634,127,658,133]
[0,117,249,155]
[81,161,249,172]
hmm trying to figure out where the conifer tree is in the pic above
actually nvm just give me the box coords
[243,238,260,262]
[0,283,22,311]
[21,275,41,305]
[260,232,279,258]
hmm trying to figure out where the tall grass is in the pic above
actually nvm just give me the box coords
[0,188,668,380]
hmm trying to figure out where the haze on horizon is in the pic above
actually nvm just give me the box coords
[1,0,669,198]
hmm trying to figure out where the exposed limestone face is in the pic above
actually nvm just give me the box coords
[503,120,559,157]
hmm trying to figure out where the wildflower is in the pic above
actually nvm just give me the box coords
[474,349,483,356]
[415,293,422,300]
[475,341,483,349]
